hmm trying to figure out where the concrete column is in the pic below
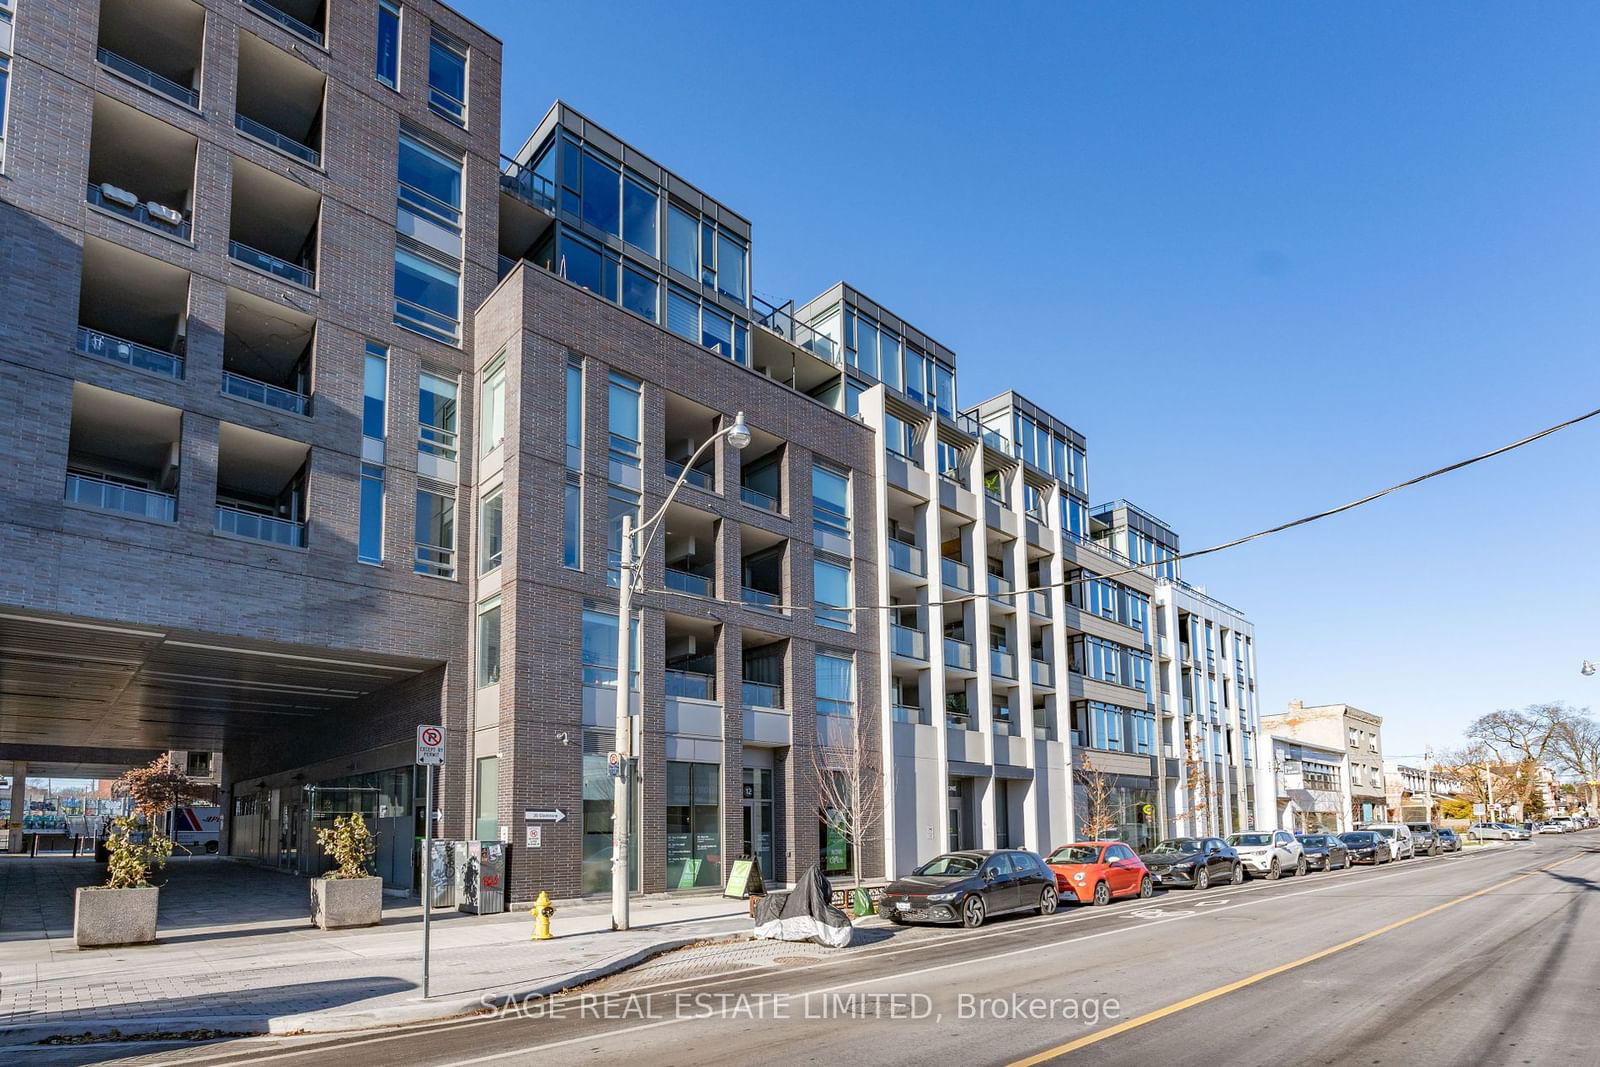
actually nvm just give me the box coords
[7,763,26,853]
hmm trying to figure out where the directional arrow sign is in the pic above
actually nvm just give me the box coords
[524,808,568,823]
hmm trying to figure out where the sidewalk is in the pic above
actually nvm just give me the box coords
[0,857,756,1044]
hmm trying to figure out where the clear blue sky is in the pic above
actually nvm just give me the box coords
[458,0,1600,761]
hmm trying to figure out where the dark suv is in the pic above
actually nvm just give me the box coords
[1406,822,1441,856]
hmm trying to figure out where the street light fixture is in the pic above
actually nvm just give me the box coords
[1582,660,1596,677]
[612,411,749,932]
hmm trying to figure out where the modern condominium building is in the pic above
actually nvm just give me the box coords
[0,0,1265,897]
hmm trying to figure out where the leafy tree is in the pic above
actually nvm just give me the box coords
[315,813,376,879]
[100,756,204,889]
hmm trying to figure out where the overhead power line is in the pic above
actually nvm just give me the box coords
[641,400,1600,617]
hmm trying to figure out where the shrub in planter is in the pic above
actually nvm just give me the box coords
[310,813,383,929]
[75,816,171,947]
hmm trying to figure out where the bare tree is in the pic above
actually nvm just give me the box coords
[1175,729,1211,836]
[812,711,885,891]
[1075,753,1118,841]
[1547,709,1600,812]
[1466,704,1565,815]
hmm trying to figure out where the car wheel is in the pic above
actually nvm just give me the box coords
[1092,881,1111,907]
[887,910,906,925]
[1139,875,1153,899]
[1039,886,1059,915]
[961,894,986,929]
[1267,858,1281,881]
[1294,856,1307,878]
[1194,867,1210,891]
[1232,862,1245,884]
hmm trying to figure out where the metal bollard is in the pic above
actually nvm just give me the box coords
[532,890,556,940]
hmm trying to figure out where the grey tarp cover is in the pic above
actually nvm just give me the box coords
[752,864,854,948]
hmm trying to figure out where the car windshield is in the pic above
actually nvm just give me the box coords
[913,854,980,876]
[1153,838,1203,853]
[1299,835,1328,846]
[1370,828,1395,838]
[1407,825,1430,833]
[1227,833,1272,847]
[1339,833,1372,843]
[1047,846,1100,864]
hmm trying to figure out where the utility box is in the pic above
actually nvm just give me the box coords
[460,840,507,914]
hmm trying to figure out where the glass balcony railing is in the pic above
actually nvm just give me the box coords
[741,585,781,610]
[498,156,556,212]
[242,0,323,45]
[77,326,184,379]
[86,182,191,239]
[739,484,779,512]
[235,112,320,166]
[222,371,310,416]
[229,240,315,288]
[742,680,783,710]
[216,504,305,547]
[664,567,713,597]
[892,704,924,725]
[665,458,713,492]
[890,624,928,660]
[987,573,1012,601]
[65,472,175,521]
[940,557,972,592]
[1028,590,1052,618]
[887,538,925,577]
[665,669,715,701]
[944,638,975,671]
[751,294,838,364]
[96,47,198,107]
[991,650,1017,679]
[1031,660,1055,687]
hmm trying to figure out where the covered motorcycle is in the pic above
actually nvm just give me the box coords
[752,864,854,948]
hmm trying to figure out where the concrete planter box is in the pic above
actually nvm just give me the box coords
[310,875,383,929]
[74,886,159,947]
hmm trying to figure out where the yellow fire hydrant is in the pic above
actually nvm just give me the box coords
[532,891,556,940]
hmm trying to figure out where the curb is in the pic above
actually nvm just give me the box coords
[0,932,751,1048]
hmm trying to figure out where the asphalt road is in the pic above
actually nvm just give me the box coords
[22,834,1600,1067]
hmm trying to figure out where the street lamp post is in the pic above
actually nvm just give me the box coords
[612,411,749,932]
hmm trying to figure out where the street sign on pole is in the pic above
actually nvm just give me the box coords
[416,724,445,766]
[421,760,434,999]
[608,751,622,778]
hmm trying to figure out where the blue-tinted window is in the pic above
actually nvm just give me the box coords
[879,333,901,391]
[934,365,955,417]
[622,266,657,322]
[581,150,620,236]
[358,463,385,563]
[363,344,388,439]
[666,286,698,341]
[479,489,503,573]
[715,230,746,303]
[702,304,732,358]
[816,652,854,715]
[904,348,927,404]
[565,359,583,469]
[563,473,581,569]
[855,319,878,379]
[398,134,463,228]
[622,176,657,256]
[375,1,401,88]
[814,559,852,630]
[667,204,698,278]
[559,232,607,298]
[394,246,460,342]
[427,31,467,124]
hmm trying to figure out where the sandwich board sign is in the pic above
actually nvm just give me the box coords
[416,725,446,765]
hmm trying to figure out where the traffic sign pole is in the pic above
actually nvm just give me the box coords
[415,724,445,1000]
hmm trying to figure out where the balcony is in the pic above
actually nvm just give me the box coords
[1031,660,1055,688]
[665,566,714,597]
[236,32,325,167]
[86,95,197,241]
[78,236,189,378]
[892,703,929,725]
[741,586,781,610]
[65,383,181,523]
[1028,590,1052,618]
[665,459,713,492]
[242,0,325,47]
[740,485,779,513]
[742,680,784,710]
[991,650,1017,679]
[665,669,715,701]
[987,572,1014,608]
[214,422,310,549]
[740,529,785,614]
[941,557,972,592]
[944,638,975,672]
[499,156,556,213]
[890,625,928,661]
[222,287,313,416]
[752,294,838,364]
[96,0,203,108]
[887,538,925,577]
[739,432,783,514]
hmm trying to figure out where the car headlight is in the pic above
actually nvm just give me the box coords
[926,892,957,903]
[1172,861,1194,871]
[1072,872,1086,882]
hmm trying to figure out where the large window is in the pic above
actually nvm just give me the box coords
[565,359,583,469]
[814,558,852,631]
[478,488,502,572]
[812,463,850,547]
[476,597,501,686]
[394,245,460,343]
[580,605,639,690]
[816,652,854,717]
[417,371,459,460]
[666,203,698,278]
[427,29,467,125]
[884,412,917,463]
[622,176,657,256]
[375,1,401,89]
[363,343,388,441]
[414,486,455,577]
[358,463,385,564]
[582,727,638,893]
[580,148,620,236]
[398,132,464,239]
[474,756,497,841]
[563,472,581,570]
[665,761,721,889]
[480,356,506,456]
[712,228,747,303]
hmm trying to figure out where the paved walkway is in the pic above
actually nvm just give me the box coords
[0,855,758,1042]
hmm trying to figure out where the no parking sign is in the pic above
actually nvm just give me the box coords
[416,724,446,765]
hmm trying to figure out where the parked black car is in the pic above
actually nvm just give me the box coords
[1338,830,1389,865]
[881,849,1057,928]
[1136,836,1240,890]
[1406,822,1442,856]
[1435,827,1462,853]
[1295,833,1350,871]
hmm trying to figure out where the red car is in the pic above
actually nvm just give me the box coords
[1045,841,1153,905]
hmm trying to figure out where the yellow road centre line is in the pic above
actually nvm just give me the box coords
[1008,851,1587,1065]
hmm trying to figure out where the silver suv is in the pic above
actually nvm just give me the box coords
[1225,830,1306,880]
